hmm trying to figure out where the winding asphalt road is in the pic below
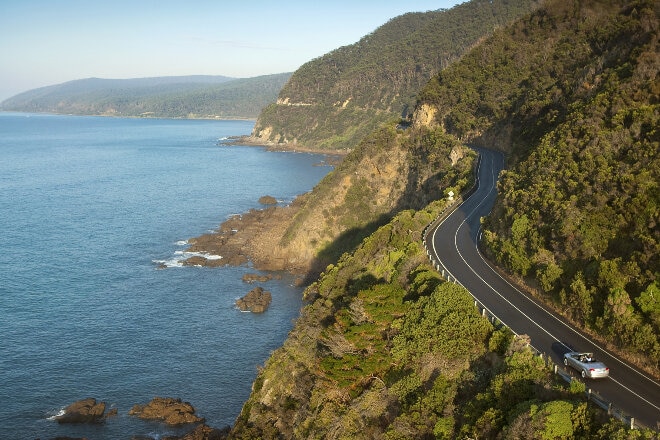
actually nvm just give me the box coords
[426,147,660,430]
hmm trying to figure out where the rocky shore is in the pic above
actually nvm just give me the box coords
[182,202,312,277]
[225,135,348,160]
[235,286,272,313]
[128,397,205,425]
[51,397,228,440]
[54,398,114,424]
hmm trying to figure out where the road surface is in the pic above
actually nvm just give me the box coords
[426,147,660,430]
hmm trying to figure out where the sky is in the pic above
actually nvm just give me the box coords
[0,0,464,101]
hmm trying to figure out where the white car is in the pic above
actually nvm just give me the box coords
[563,352,609,379]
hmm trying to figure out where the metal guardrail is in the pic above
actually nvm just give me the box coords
[421,152,646,431]
[552,364,639,429]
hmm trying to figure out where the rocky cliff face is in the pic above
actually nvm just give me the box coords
[186,124,474,280]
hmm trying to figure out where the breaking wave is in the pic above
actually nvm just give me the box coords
[154,250,223,268]
[46,407,65,421]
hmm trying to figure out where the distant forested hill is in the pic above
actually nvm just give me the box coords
[249,0,541,151]
[0,73,292,119]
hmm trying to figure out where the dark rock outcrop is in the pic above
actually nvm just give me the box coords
[258,195,278,205]
[128,397,204,426]
[241,273,274,283]
[236,286,272,313]
[55,397,107,424]
[163,424,230,440]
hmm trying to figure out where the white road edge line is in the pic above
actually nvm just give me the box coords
[431,150,660,411]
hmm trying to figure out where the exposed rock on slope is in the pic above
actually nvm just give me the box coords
[185,126,475,280]
[129,397,205,426]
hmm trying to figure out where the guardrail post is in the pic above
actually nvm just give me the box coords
[587,389,591,401]
[629,417,634,429]
[554,365,557,374]
[607,402,612,415]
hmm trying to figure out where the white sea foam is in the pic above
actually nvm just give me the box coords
[154,250,223,268]
[46,407,66,421]
[153,258,183,268]
[183,251,223,260]
[2,115,323,438]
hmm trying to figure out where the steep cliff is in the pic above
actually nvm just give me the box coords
[228,203,645,439]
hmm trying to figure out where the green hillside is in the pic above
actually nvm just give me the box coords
[249,0,541,151]
[416,0,659,369]
[0,73,291,119]
[221,0,658,438]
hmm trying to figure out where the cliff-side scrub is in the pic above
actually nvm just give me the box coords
[278,124,476,277]
[228,201,652,439]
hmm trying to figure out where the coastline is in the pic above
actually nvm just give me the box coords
[182,139,345,282]
[0,110,258,121]
[1,115,318,439]
[183,195,317,282]
[226,134,351,158]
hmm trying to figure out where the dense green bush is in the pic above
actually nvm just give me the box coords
[230,198,654,438]
[419,0,659,369]
[230,0,658,438]
[253,0,541,150]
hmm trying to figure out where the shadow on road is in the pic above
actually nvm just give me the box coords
[552,341,575,358]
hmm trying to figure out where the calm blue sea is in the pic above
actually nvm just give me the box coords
[0,113,331,439]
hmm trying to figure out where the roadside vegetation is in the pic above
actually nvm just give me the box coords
[416,0,659,372]
[230,202,655,438]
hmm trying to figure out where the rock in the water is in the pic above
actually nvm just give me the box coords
[258,195,278,205]
[55,397,107,424]
[162,423,231,440]
[128,397,205,425]
[241,273,272,283]
[236,286,272,313]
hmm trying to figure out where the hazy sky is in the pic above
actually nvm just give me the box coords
[0,1,464,101]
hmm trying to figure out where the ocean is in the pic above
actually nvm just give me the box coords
[0,113,331,439]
